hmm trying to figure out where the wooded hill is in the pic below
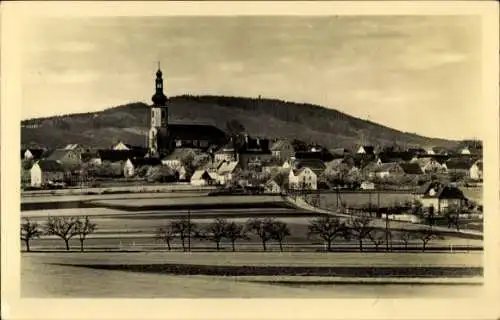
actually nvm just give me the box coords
[21,95,459,150]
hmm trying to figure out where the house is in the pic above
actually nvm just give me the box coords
[360,181,375,190]
[214,142,237,163]
[21,148,45,161]
[377,151,413,164]
[469,160,483,181]
[411,157,444,173]
[168,123,227,150]
[63,144,87,153]
[406,147,426,156]
[292,159,326,177]
[420,184,468,214]
[264,179,282,194]
[270,139,294,161]
[123,157,162,178]
[190,169,218,186]
[97,149,148,164]
[46,148,82,166]
[429,147,449,155]
[28,160,66,187]
[237,136,272,170]
[329,148,350,158]
[81,150,102,165]
[161,148,197,168]
[399,162,423,175]
[216,161,241,185]
[356,145,375,155]
[443,158,474,176]
[374,162,403,179]
[112,141,134,151]
[460,146,471,155]
[289,167,318,190]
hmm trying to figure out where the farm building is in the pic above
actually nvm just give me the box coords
[123,158,162,178]
[190,169,218,186]
[26,160,66,187]
[265,179,282,194]
[216,161,241,185]
[270,139,294,161]
[469,160,483,181]
[289,167,317,190]
[419,184,467,214]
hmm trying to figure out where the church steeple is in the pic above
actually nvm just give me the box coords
[152,62,167,106]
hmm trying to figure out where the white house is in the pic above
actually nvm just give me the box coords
[265,179,281,194]
[426,148,435,155]
[360,181,375,190]
[123,159,135,177]
[190,169,218,186]
[113,141,130,151]
[469,160,483,181]
[216,161,240,185]
[28,160,65,187]
[420,185,467,214]
[357,146,375,155]
[410,157,444,173]
[288,167,317,190]
[460,147,471,155]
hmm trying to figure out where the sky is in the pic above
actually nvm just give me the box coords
[21,15,482,140]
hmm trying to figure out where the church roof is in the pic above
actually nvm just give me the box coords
[168,123,227,142]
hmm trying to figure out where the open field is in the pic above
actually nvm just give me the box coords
[21,252,483,298]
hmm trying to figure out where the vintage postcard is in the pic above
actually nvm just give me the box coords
[1,1,499,320]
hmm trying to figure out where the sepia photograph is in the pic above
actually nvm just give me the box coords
[2,1,499,320]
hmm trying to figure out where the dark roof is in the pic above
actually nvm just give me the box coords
[474,161,483,171]
[378,151,413,163]
[46,149,80,161]
[445,158,473,170]
[21,148,45,160]
[295,151,334,162]
[293,159,326,175]
[359,146,374,154]
[270,139,292,151]
[81,151,100,162]
[168,123,227,142]
[352,154,376,167]
[36,160,65,172]
[423,185,466,200]
[239,137,271,153]
[406,148,426,154]
[399,162,423,174]
[98,149,148,162]
[129,157,162,167]
[415,181,443,195]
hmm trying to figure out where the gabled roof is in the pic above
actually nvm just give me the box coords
[358,146,375,154]
[375,162,400,172]
[473,160,483,171]
[399,162,423,174]
[98,149,148,162]
[445,158,473,170]
[163,148,197,161]
[35,160,66,172]
[129,157,162,167]
[378,151,413,163]
[218,161,240,174]
[270,139,292,151]
[293,159,326,175]
[415,181,444,195]
[422,185,466,200]
[292,167,316,176]
[46,149,79,161]
[21,148,45,160]
[191,169,217,181]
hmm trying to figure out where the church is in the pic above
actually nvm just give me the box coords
[147,64,228,158]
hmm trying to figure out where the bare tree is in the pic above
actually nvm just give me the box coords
[21,218,42,252]
[170,218,197,251]
[417,227,441,252]
[45,216,78,251]
[346,216,374,252]
[74,216,97,252]
[155,225,175,251]
[203,218,228,251]
[368,229,385,252]
[246,218,274,251]
[307,216,348,251]
[224,221,248,252]
[270,220,291,252]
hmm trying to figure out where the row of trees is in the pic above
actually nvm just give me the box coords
[21,216,96,252]
[154,216,442,252]
[21,215,443,253]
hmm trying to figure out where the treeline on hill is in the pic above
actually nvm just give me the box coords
[21,95,461,150]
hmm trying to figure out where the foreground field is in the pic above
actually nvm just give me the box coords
[21,252,483,298]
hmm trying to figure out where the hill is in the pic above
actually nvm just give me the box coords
[21,95,459,150]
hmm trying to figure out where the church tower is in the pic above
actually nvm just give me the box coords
[148,63,169,158]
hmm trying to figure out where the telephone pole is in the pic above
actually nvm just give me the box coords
[188,208,191,251]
